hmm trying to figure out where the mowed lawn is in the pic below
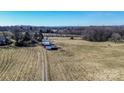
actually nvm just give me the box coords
[48,37,124,80]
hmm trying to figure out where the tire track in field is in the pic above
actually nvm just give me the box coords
[4,49,22,80]
[19,48,32,80]
[11,48,26,80]
[35,47,42,80]
[26,48,36,80]
[30,48,39,80]
[47,49,90,81]
[5,49,18,80]
[24,48,35,80]
[17,48,32,80]
[14,48,29,80]
[47,52,68,80]
[0,48,15,80]
[0,46,48,81]
[0,49,15,80]
[0,49,11,79]
[40,46,48,81]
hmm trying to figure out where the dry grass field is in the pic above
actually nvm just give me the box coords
[48,37,124,81]
[0,37,124,81]
[0,46,43,81]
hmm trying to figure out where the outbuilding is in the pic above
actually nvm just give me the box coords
[0,36,7,45]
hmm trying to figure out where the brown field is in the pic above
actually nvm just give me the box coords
[48,37,124,81]
[0,37,124,80]
[0,46,43,80]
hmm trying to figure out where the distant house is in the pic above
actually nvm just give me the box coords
[0,36,6,45]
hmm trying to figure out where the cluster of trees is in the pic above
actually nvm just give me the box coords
[0,32,12,46]
[81,26,124,42]
[13,30,44,47]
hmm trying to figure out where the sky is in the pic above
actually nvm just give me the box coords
[0,11,124,26]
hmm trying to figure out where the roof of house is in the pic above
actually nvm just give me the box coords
[0,36,6,42]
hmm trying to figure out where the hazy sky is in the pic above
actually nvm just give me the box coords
[0,11,124,26]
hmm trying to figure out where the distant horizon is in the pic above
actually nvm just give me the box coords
[1,11,124,26]
[1,25,124,27]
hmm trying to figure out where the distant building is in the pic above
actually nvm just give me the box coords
[0,36,6,45]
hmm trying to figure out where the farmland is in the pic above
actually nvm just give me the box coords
[0,46,43,80]
[0,37,124,80]
[48,37,124,80]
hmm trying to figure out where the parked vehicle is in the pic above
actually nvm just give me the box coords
[42,38,58,50]
[45,44,58,50]
[42,41,51,46]
[42,39,49,45]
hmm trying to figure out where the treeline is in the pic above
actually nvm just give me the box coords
[81,26,124,42]
[1,25,124,42]
[0,26,56,34]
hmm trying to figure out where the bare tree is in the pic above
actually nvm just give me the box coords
[39,30,44,41]
[111,33,121,43]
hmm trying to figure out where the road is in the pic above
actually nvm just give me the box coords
[39,47,48,81]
